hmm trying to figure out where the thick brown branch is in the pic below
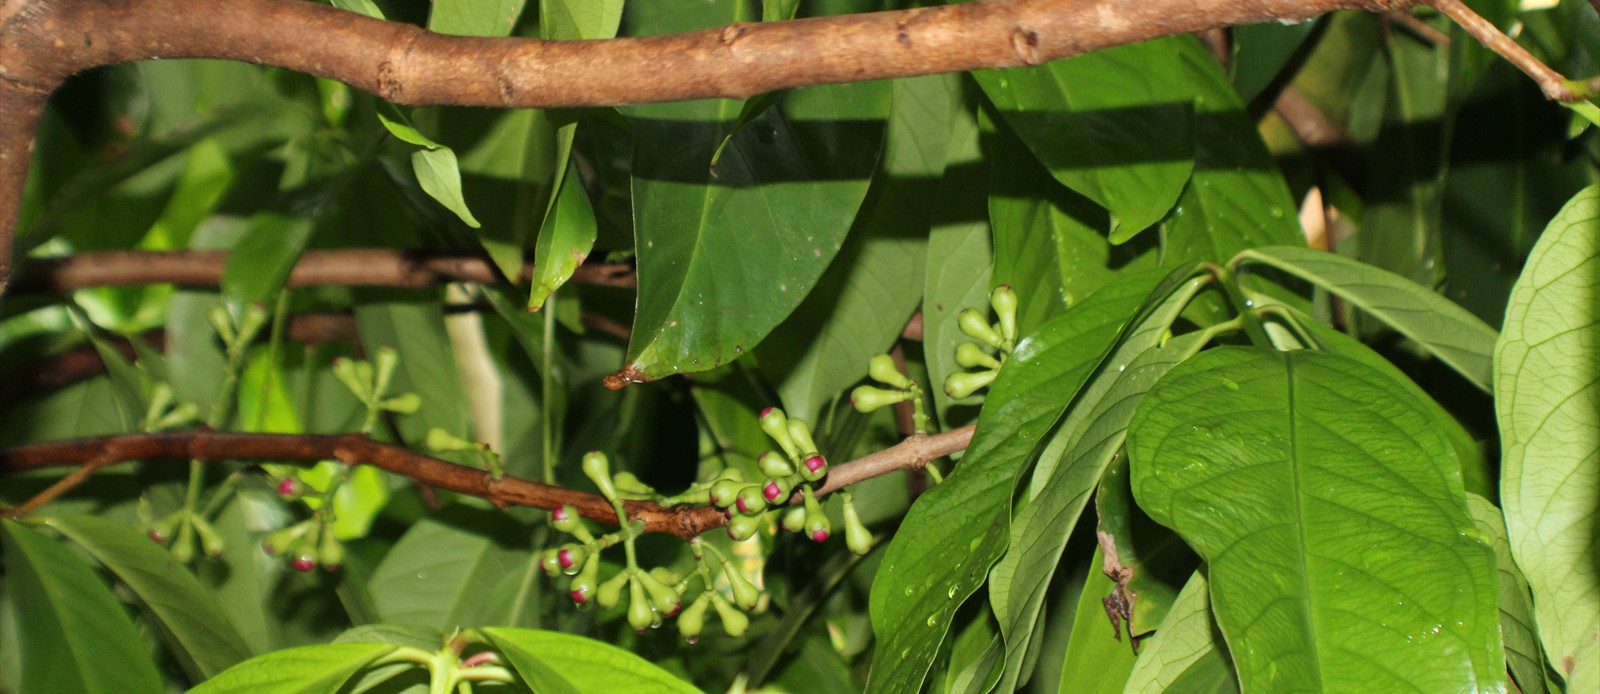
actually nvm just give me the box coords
[0,425,975,539]
[10,249,635,295]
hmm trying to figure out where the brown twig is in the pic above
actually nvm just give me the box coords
[10,249,635,295]
[1386,9,1452,46]
[1273,86,1353,150]
[0,426,975,539]
[6,456,115,518]
[1422,0,1578,101]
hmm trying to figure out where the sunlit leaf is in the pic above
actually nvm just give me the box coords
[1122,570,1239,694]
[189,642,396,694]
[482,627,700,693]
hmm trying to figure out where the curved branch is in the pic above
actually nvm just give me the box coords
[0,425,974,539]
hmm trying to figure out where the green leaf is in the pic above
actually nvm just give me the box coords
[618,0,887,381]
[355,302,473,462]
[428,0,526,37]
[1122,570,1239,694]
[541,0,622,40]
[1055,546,1138,694]
[1496,184,1600,690]
[923,95,992,424]
[528,152,597,311]
[1128,347,1504,692]
[973,38,1194,241]
[1164,38,1304,265]
[189,642,397,694]
[1,520,164,694]
[481,627,702,693]
[760,73,953,420]
[367,505,535,630]
[333,624,444,650]
[867,271,1168,694]
[45,515,251,679]
[987,275,1209,688]
[1231,20,1319,103]
[221,212,314,306]
[1235,245,1499,391]
[1466,495,1550,694]
[411,147,481,228]
[329,0,384,20]
[761,0,799,21]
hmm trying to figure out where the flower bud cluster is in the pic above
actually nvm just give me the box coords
[944,285,1018,399]
[707,408,836,544]
[260,515,343,572]
[144,506,225,564]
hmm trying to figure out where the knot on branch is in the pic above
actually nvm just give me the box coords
[1009,25,1042,66]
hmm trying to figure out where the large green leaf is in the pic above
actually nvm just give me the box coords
[1128,348,1504,692]
[922,93,991,425]
[189,642,396,694]
[1466,495,1550,694]
[617,0,887,382]
[481,627,702,693]
[45,514,251,680]
[760,73,953,420]
[221,212,314,307]
[974,38,1193,241]
[429,0,525,36]
[541,0,621,40]
[1496,184,1599,690]
[1,520,164,694]
[1056,546,1139,694]
[988,274,1209,688]
[366,505,537,630]
[867,271,1167,694]
[1122,570,1239,694]
[1235,245,1499,391]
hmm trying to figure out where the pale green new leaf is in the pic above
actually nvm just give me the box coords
[1,520,164,694]
[527,154,597,311]
[189,642,395,694]
[1236,245,1499,391]
[1466,495,1550,694]
[1129,348,1504,692]
[1496,184,1600,690]
[482,627,701,693]
[46,515,251,679]
[411,147,481,228]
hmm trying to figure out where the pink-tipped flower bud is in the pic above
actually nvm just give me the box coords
[804,456,826,474]
[570,586,590,604]
[763,480,786,502]
[811,528,830,543]
[276,477,301,498]
[293,554,316,572]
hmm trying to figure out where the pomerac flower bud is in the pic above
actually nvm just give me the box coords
[785,419,818,457]
[850,385,914,413]
[597,570,630,610]
[757,451,795,479]
[372,345,400,397]
[709,480,746,509]
[867,354,913,390]
[316,530,343,571]
[581,451,617,500]
[726,513,762,542]
[807,515,831,543]
[276,477,301,499]
[944,369,998,399]
[193,516,226,559]
[957,308,1006,350]
[723,562,760,611]
[550,504,580,533]
[762,478,792,503]
[627,580,655,633]
[990,285,1019,343]
[799,455,828,482]
[841,494,874,556]
[955,342,1002,370]
[734,486,768,515]
[711,595,749,638]
[557,545,585,574]
[758,407,800,460]
[636,570,682,617]
[780,506,808,533]
[678,596,711,644]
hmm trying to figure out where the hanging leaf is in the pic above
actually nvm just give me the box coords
[1496,184,1599,690]
[528,153,597,311]
[1128,347,1504,692]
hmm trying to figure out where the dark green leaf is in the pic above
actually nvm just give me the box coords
[973,38,1194,241]
[481,627,701,693]
[1,520,164,694]
[1495,184,1599,689]
[1231,20,1319,103]
[1055,546,1137,694]
[46,515,252,679]
[189,642,396,694]
[221,212,314,306]
[923,95,992,423]
[1129,348,1504,692]
[366,505,536,630]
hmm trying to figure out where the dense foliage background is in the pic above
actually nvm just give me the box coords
[1,0,1596,692]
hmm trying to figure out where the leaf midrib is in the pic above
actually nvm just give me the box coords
[1284,354,1327,689]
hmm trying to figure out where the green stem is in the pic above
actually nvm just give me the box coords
[541,293,557,485]
[1208,263,1272,347]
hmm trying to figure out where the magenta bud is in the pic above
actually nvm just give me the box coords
[552,506,569,522]
[557,549,576,569]
[805,456,826,473]
[759,406,775,418]
[811,529,830,543]
[277,478,300,498]
[736,497,751,514]
[571,587,590,604]
[764,481,783,502]
[148,529,165,543]
[293,555,316,572]
[665,603,682,617]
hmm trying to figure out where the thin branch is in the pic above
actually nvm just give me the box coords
[10,249,635,295]
[1386,9,1452,46]
[0,426,974,539]
[1422,0,1578,101]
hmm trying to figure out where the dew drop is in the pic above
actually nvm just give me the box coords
[947,585,959,599]
[904,586,916,597]
[926,615,939,627]
[900,648,912,660]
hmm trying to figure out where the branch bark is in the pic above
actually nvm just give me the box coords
[0,425,974,539]
[1,0,1411,298]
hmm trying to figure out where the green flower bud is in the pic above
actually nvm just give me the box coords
[426,427,471,453]
[627,579,655,633]
[262,523,307,556]
[650,567,683,588]
[612,472,655,496]
[723,562,760,611]
[802,488,829,543]
[711,594,749,638]
[756,451,795,479]
[540,549,564,577]
[780,505,808,533]
[944,369,998,399]
[597,569,631,610]
[709,480,746,509]
[799,455,828,483]
[758,407,799,460]
[380,393,421,414]
[868,354,913,390]
[372,345,400,398]
[734,486,768,515]
[850,385,914,413]
[957,308,1006,350]
[762,477,793,504]
[841,493,874,556]
[990,285,1019,343]
[726,513,763,542]
[570,554,601,604]
[192,516,225,559]
[636,570,682,617]
[317,530,343,571]
[678,595,711,644]
[785,419,818,457]
[581,451,618,500]
[955,342,1002,370]
[170,518,196,564]
[208,306,237,347]
[330,357,370,401]
[557,545,586,575]
[550,504,580,533]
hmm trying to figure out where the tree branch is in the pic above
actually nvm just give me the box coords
[0,426,974,539]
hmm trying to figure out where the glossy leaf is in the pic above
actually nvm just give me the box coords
[189,642,396,694]
[1466,495,1549,694]
[761,73,953,420]
[867,271,1167,694]
[923,94,991,423]
[974,38,1194,241]
[988,275,1209,688]
[481,627,700,693]
[528,154,598,310]
[428,0,525,36]
[1496,184,1599,690]
[411,147,481,228]
[541,0,622,40]
[1,520,164,694]
[46,515,251,679]
[1128,347,1504,692]
[1122,570,1239,694]
[1235,245,1499,391]
[366,505,536,630]
[1231,20,1319,103]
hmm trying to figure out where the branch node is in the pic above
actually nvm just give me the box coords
[1010,25,1042,66]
